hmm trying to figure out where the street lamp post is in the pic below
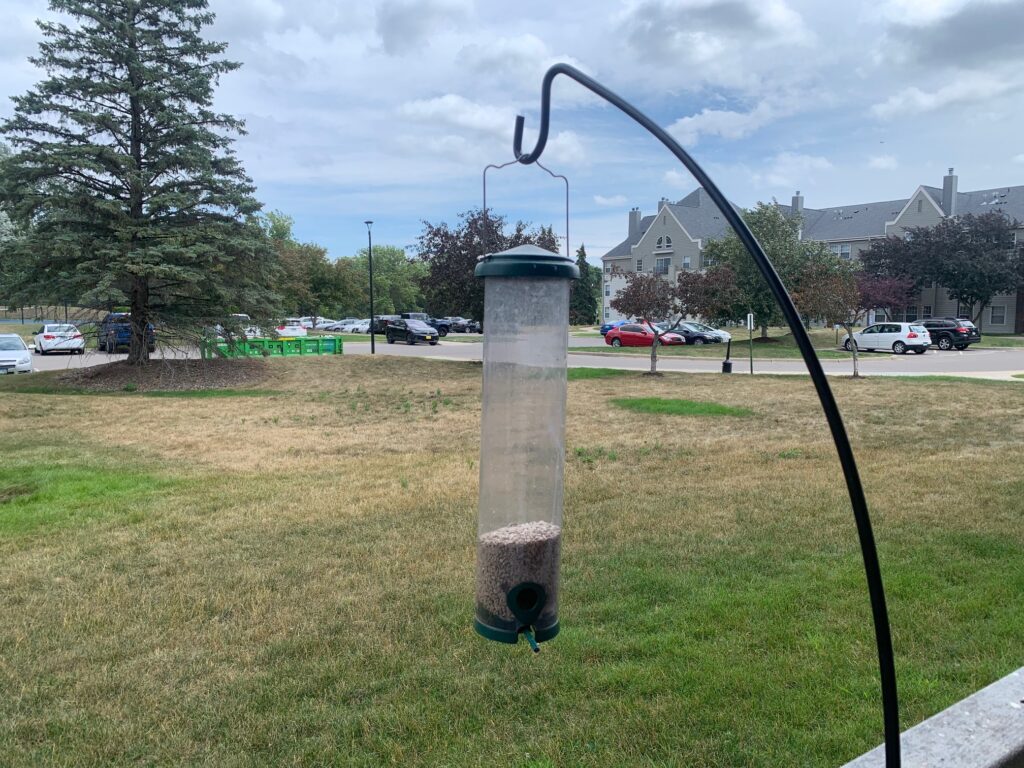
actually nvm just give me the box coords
[365,220,375,355]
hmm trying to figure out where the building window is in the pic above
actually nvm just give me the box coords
[656,237,663,248]
[636,258,643,272]
[829,243,852,260]
[604,308,609,320]
[703,254,716,268]
[682,256,691,269]
[991,305,1006,325]
[916,199,923,213]
[905,306,918,322]
[655,257,670,276]
[604,283,610,297]
[922,305,932,319]
[604,265,610,273]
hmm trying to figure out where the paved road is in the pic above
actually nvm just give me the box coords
[25,336,1024,381]
[345,336,1024,380]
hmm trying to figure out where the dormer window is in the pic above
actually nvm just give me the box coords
[656,237,663,248]
[655,235,673,251]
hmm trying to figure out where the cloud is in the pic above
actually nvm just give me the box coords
[868,155,898,170]
[546,130,587,166]
[663,169,696,190]
[399,94,511,138]
[873,0,975,26]
[620,0,812,91]
[755,152,832,188]
[594,194,628,207]
[871,72,1022,118]
[881,0,1024,69]
[375,0,469,55]
[1014,154,1024,164]
[668,100,779,146]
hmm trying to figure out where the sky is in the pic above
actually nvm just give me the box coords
[2,0,1023,263]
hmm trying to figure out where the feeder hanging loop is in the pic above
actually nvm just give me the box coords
[512,62,901,768]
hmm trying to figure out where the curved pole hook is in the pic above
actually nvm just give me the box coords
[513,63,901,767]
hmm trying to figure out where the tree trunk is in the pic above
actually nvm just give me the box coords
[649,334,659,374]
[844,323,859,378]
[128,275,150,365]
[760,322,768,339]
[973,302,985,331]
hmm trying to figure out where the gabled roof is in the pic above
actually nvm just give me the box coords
[797,198,908,241]
[601,189,739,260]
[956,186,1024,221]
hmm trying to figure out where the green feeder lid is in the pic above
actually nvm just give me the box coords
[475,245,580,280]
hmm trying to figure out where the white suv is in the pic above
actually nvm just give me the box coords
[844,322,931,355]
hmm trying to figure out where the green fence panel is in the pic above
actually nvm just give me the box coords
[200,335,343,358]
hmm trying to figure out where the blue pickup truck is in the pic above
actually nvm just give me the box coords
[97,313,156,353]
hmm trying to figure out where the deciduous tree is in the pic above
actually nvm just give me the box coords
[699,203,811,338]
[610,271,683,374]
[861,213,1023,328]
[417,208,558,323]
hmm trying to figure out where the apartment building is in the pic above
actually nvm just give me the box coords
[601,169,1024,332]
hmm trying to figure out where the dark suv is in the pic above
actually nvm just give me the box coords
[920,318,981,350]
[386,319,440,345]
[98,313,156,353]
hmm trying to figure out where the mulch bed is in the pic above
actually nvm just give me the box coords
[57,358,269,392]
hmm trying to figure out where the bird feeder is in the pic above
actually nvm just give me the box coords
[473,245,579,651]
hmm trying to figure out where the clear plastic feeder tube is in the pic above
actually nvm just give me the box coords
[473,246,578,646]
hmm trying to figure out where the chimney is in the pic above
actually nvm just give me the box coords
[628,207,641,241]
[791,191,804,214]
[658,197,670,212]
[942,167,957,216]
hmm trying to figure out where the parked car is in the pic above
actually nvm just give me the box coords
[350,319,371,333]
[448,317,482,333]
[313,318,338,329]
[599,319,629,335]
[327,317,364,331]
[216,314,262,338]
[675,325,721,345]
[844,322,931,354]
[605,323,685,347]
[920,317,981,350]
[401,312,450,336]
[98,313,156,353]
[0,334,32,374]
[371,315,400,334]
[681,321,731,342]
[386,319,440,345]
[275,320,308,337]
[34,323,85,355]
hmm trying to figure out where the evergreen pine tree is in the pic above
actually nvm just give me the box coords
[1,0,279,363]
[569,243,599,325]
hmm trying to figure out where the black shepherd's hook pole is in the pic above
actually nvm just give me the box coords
[514,63,900,767]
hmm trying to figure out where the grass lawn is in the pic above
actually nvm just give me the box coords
[1,357,1023,766]
[976,334,1024,348]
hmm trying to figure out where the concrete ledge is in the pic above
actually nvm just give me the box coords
[843,667,1024,767]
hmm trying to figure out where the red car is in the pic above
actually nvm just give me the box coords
[604,322,685,347]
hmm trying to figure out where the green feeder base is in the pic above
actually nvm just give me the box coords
[474,618,560,645]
